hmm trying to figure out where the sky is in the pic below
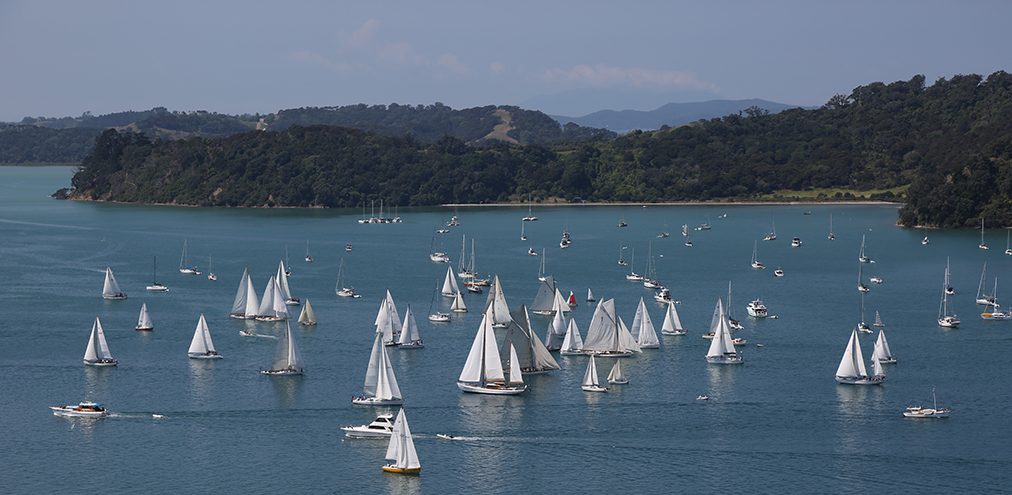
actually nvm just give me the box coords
[1,0,1010,122]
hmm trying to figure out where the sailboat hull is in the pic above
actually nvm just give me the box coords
[836,376,885,385]
[705,355,743,364]
[189,352,223,359]
[135,326,153,331]
[102,294,127,300]
[382,465,421,474]
[456,382,527,395]
[83,359,117,367]
[352,395,404,405]
[582,385,609,392]
[260,369,303,375]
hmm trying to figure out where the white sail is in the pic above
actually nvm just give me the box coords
[375,294,400,344]
[363,331,403,400]
[442,266,460,296]
[582,355,601,387]
[617,316,642,353]
[276,260,293,301]
[706,299,736,358]
[230,266,251,316]
[530,276,556,314]
[258,275,277,317]
[84,316,114,363]
[459,314,505,384]
[871,329,893,362]
[660,302,684,335]
[560,318,584,353]
[544,308,567,351]
[271,277,289,318]
[298,299,317,325]
[397,305,421,345]
[553,288,572,313]
[835,328,867,378]
[583,299,621,352]
[102,267,125,298]
[587,288,595,301]
[244,270,259,318]
[451,291,467,312]
[630,297,660,347]
[136,303,153,329]
[385,290,402,330]
[501,304,560,372]
[187,314,217,355]
[483,275,512,326]
[269,320,305,372]
[871,355,885,377]
[607,359,626,382]
[384,409,420,471]
[508,344,525,385]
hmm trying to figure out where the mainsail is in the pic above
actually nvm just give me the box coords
[483,275,512,326]
[630,297,660,347]
[298,299,317,325]
[459,314,505,384]
[500,304,560,373]
[530,276,557,314]
[187,314,218,356]
[363,331,403,401]
[102,267,125,299]
[835,328,868,379]
[269,320,305,372]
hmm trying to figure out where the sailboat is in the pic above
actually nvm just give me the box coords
[858,235,871,263]
[567,291,578,308]
[696,215,712,231]
[660,299,686,335]
[500,304,561,373]
[559,318,585,355]
[482,275,512,327]
[544,308,567,351]
[375,290,402,345]
[629,297,660,348]
[922,229,929,245]
[763,216,776,241]
[858,291,871,333]
[457,314,528,394]
[530,275,558,315]
[520,220,527,241]
[188,314,222,359]
[903,389,950,418]
[146,256,168,292]
[207,254,216,281]
[305,240,313,262]
[276,260,299,306]
[397,305,424,348]
[751,240,765,269]
[705,299,742,364]
[938,259,960,327]
[607,359,629,384]
[586,288,595,302]
[616,213,627,228]
[976,262,997,306]
[625,247,643,280]
[835,327,884,384]
[229,266,259,319]
[255,275,289,321]
[83,317,117,366]
[829,213,835,240]
[261,320,305,375]
[643,242,661,289]
[298,299,318,326]
[979,218,989,249]
[873,310,885,327]
[858,259,870,293]
[582,298,641,357]
[450,291,467,313]
[871,328,896,364]
[427,279,450,322]
[381,409,421,474]
[179,238,199,274]
[618,242,628,266]
[429,226,450,262]
[538,248,548,280]
[353,330,404,404]
[135,302,154,331]
[335,256,360,297]
[682,224,689,237]
[522,196,538,221]
[102,266,127,299]
[981,278,1012,320]
[1006,230,1012,256]
[727,281,744,330]
[441,266,460,296]
[581,355,608,392]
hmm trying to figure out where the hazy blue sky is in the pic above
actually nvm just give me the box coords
[2,0,1009,121]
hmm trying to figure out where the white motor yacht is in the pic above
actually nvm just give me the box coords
[341,414,396,438]
[50,401,109,418]
[746,299,768,318]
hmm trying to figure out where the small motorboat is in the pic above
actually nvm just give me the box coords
[346,244,353,252]
[732,337,747,346]
[50,401,109,418]
[791,237,802,247]
[428,312,450,322]
[528,247,537,256]
[696,395,708,401]
[437,434,455,440]
[903,390,950,418]
[774,269,784,277]
[870,276,883,284]
[341,414,395,438]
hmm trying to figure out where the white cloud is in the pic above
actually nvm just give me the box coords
[490,62,505,73]
[543,64,719,91]
[437,53,469,74]
[340,19,379,51]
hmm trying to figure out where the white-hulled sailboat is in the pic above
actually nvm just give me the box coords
[188,314,222,359]
[179,238,199,274]
[375,290,402,345]
[451,291,467,313]
[255,275,289,321]
[607,359,628,384]
[500,304,561,374]
[102,266,127,299]
[483,275,512,327]
[335,256,360,298]
[751,240,765,269]
[353,330,404,404]
[83,317,117,366]
[146,256,168,292]
[835,327,884,384]
[559,318,585,355]
[381,408,421,474]
[581,355,608,392]
[586,288,595,302]
[976,262,997,306]
[871,328,896,364]
[298,299,318,326]
[938,260,960,327]
[629,297,660,348]
[135,302,153,331]
[207,254,216,281]
[544,307,567,351]
[457,314,528,395]
[427,279,450,322]
[229,266,259,319]
[441,266,460,296]
[530,275,558,315]
[397,305,424,348]
[660,300,686,335]
[705,299,742,364]
[582,298,641,357]
[261,320,305,375]
[276,260,299,306]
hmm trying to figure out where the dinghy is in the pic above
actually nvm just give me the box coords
[188,314,222,359]
[83,317,117,366]
[353,331,404,404]
[260,320,305,375]
[102,267,127,299]
[135,303,153,331]
[581,355,608,392]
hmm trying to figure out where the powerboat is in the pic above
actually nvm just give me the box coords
[774,269,784,277]
[791,237,801,247]
[341,414,395,438]
[746,299,768,318]
[50,401,109,418]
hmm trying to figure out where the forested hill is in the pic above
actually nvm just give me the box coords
[64,72,1012,229]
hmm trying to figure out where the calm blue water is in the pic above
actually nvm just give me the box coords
[1,166,1010,494]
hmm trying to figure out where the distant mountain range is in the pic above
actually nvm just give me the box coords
[550,99,813,133]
